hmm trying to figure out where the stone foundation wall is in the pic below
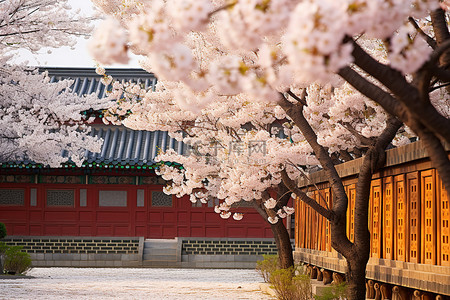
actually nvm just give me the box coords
[181,238,280,256]
[4,236,144,267]
[2,236,292,268]
[294,248,450,296]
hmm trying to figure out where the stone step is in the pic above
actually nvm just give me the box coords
[143,253,177,261]
[144,239,178,249]
[143,248,177,255]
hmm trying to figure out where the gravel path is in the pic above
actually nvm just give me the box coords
[0,268,274,299]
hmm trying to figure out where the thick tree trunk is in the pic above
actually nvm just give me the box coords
[251,185,294,269]
[346,256,368,300]
[270,219,294,269]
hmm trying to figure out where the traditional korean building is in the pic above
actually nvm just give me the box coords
[294,141,450,298]
[0,68,276,240]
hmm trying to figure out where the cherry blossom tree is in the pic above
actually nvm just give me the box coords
[89,1,450,298]
[0,0,110,166]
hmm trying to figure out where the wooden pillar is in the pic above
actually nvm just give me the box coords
[374,283,382,300]
[421,170,437,264]
[438,177,450,266]
[380,284,392,300]
[370,180,382,258]
[392,285,410,300]
[322,269,333,285]
[316,268,323,281]
[332,272,345,285]
[408,172,421,263]
[310,266,318,279]
[395,174,408,262]
[346,184,356,243]
[383,176,394,260]
[366,280,375,299]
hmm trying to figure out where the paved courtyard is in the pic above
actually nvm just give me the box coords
[0,268,273,299]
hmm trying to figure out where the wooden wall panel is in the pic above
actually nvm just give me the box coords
[438,177,450,266]
[407,172,420,263]
[295,196,300,249]
[314,190,325,251]
[394,174,408,262]
[324,189,332,252]
[346,184,356,243]
[306,201,311,249]
[370,179,382,258]
[421,170,436,265]
[383,177,394,260]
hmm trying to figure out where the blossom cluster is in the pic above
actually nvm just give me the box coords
[88,0,445,223]
[0,0,109,167]
[0,64,110,167]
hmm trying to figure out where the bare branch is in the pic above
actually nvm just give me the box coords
[280,170,333,221]
[277,93,348,218]
[408,17,437,49]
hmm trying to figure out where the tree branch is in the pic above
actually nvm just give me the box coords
[280,170,334,221]
[277,93,348,219]
[338,66,405,119]
[408,17,437,49]
[349,38,450,143]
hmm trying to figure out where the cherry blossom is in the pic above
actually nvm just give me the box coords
[89,1,450,291]
[0,0,109,167]
[267,216,279,224]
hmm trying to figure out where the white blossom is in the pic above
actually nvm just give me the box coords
[264,198,277,209]
[283,206,295,215]
[233,213,244,221]
[220,211,232,219]
[268,216,279,224]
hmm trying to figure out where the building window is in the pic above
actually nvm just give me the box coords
[99,190,127,207]
[30,188,37,206]
[80,189,87,207]
[151,191,172,207]
[0,189,25,206]
[137,189,145,207]
[47,190,75,207]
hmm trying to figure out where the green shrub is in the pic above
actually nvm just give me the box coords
[0,223,6,240]
[4,245,32,275]
[270,267,312,300]
[0,242,8,254]
[256,255,279,283]
[0,241,8,274]
[314,283,348,300]
[256,256,314,300]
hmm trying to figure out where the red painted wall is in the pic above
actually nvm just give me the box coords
[0,183,274,238]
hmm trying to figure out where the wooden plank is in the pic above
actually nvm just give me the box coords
[394,174,408,262]
[438,176,450,266]
[383,176,394,260]
[325,188,332,252]
[346,184,356,243]
[370,179,382,258]
[407,172,420,263]
[421,169,436,265]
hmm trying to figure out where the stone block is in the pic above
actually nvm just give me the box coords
[34,253,45,260]
[113,260,122,267]
[79,261,90,267]
[121,254,138,261]
[71,261,80,267]
[95,260,106,267]
[45,260,55,267]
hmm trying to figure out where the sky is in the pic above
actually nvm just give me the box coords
[14,0,140,68]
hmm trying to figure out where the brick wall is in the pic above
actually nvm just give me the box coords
[4,237,139,255]
[182,239,279,256]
